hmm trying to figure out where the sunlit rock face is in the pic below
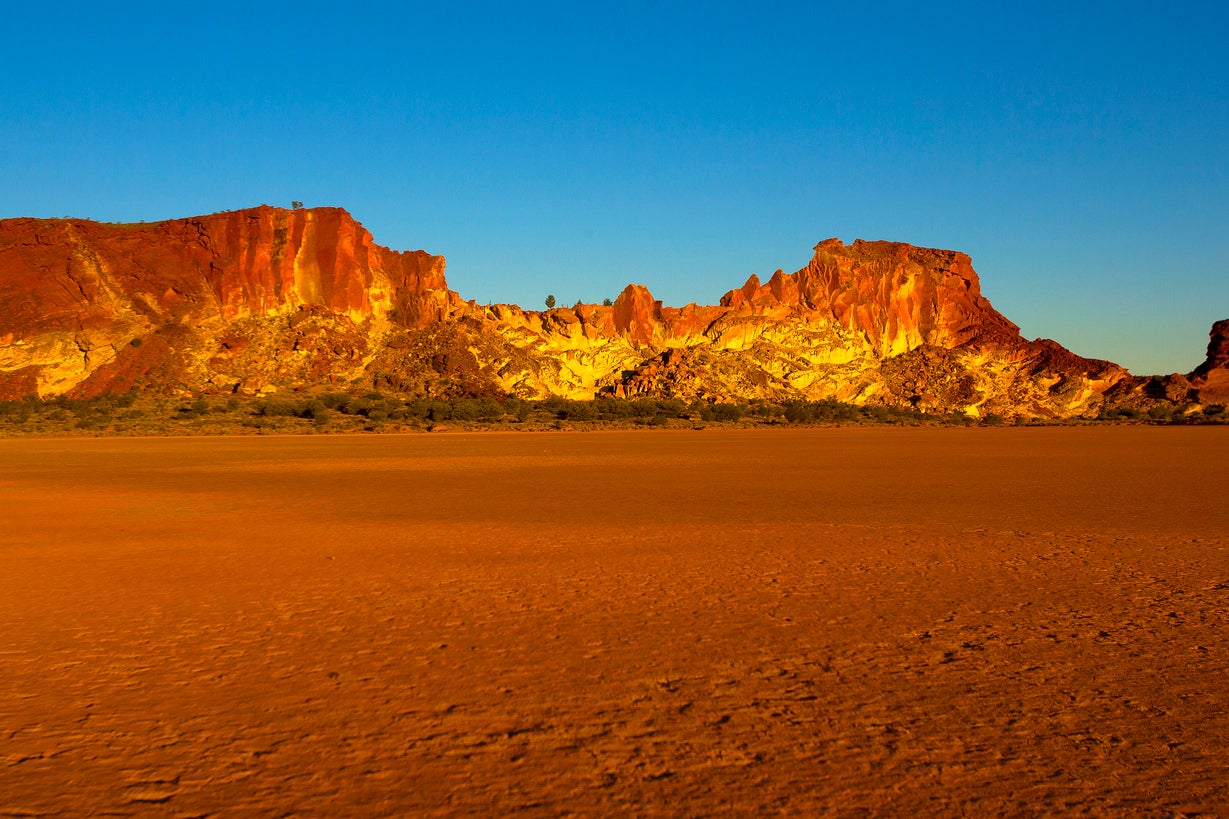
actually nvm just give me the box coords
[0,206,457,397]
[0,207,1199,418]
[718,239,1021,354]
[470,239,1134,418]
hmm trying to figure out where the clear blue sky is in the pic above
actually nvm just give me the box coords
[3,2,1226,374]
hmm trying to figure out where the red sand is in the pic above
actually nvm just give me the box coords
[1,428,1227,815]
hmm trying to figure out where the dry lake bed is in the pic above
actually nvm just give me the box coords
[1,428,1227,815]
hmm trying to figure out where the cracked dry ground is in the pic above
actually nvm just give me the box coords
[1,428,1227,816]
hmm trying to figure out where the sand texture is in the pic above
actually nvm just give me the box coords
[1,429,1227,815]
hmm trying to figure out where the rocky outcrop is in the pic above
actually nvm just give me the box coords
[1189,319,1229,403]
[0,207,1209,418]
[0,206,458,396]
[465,239,1133,417]
[717,239,1022,354]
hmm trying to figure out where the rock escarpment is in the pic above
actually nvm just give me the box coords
[1187,319,1229,402]
[0,206,1218,418]
[0,207,457,397]
[464,239,1135,417]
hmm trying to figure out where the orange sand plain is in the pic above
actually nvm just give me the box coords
[1,428,1227,816]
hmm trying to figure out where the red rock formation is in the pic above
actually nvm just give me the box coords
[0,205,451,332]
[1190,319,1229,403]
[498,237,1131,415]
[611,283,664,345]
[0,206,459,397]
[0,208,1205,417]
[717,239,1021,354]
[1191,320,1229,378]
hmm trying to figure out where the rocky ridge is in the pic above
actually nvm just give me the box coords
[1181,319,1229,403]
[0,206,1222,418]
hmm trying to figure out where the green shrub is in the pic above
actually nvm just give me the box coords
[657,398,687,417]
[1100,406,1142,421]
[860,405,892,423]
[1147,405,1173,421]
[748,402,772,419]
[449,399,482,421]
[299,400,330,424]
[711,403,747,422]
[783,401,809,423]
[630,398,659,417]
[0,401,32,423]
[474,397,504,421]
[594,398,634,418]
[540,396,569,416]
[257,398,300,417]
[404,400,432,420]
[319,392,349,410]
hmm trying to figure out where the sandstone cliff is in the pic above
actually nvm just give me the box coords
[459,239,1135,418]
[0,206,1217,418]
[1188,319,1229,403]
[0,206,457,397]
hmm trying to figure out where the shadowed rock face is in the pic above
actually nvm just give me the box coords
[1188,319,1229,402]
[0,206,1217,417]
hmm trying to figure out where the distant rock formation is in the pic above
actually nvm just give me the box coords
[1188,319,1229,403]
[463,238,1134,417]
[0,206,457,397]
[0,206,1220,417]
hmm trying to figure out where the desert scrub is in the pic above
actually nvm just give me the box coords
[4,387,1214,436]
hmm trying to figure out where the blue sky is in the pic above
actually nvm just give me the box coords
[3,1,1226,374]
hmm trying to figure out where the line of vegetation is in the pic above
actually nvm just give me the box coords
[0,391,1222,437]
[1096,404,1225,422]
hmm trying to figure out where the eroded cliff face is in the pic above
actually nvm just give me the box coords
[0,207,1210,418]
[460,239,1134,418]
[0,206,457,397]
[1188,319,1229,403]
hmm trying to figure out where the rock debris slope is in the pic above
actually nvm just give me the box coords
[0,206,1222,417]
